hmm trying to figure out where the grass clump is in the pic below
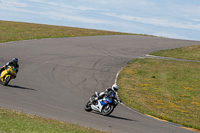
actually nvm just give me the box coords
[0,108,106,133]
[150,44,200,61]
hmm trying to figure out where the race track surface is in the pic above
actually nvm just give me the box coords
[0,35,199,133]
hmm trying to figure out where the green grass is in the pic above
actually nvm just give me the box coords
[118,45,200,130]
[0,108,107,133]
[0,20,136,43]
[150,44,200,61]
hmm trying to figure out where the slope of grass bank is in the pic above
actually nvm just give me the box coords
[0,20,135,43]
[0,108,106,133]
[118,45,200,130]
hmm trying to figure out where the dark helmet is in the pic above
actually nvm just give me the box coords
[13,58,18,64]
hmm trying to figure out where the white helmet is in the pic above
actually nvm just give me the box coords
[112,84,118,93]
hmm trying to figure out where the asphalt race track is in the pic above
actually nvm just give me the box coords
[0,35,199,133]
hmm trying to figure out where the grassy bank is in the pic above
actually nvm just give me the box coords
[0,108,106,133]
[151,44,200,61]
[0,20,134,43]
[118,45,200,130]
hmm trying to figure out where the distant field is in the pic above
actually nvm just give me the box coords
[0,20,135,43]
[118,45,200,131]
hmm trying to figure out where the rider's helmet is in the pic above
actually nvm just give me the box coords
[112,84,118,93]
[13,58,18,64]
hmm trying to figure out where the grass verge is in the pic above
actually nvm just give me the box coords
[118,45,200,130]
[0,20,136,43]
[150,44,200,61]
[0,108,107,133]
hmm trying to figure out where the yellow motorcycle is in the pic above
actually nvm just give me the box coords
[0,65,17,86]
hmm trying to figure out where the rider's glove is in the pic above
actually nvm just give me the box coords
[95,97,98,100]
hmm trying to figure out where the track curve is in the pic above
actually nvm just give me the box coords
[0,35,199,133]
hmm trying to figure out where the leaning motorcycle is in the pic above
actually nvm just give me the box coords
[85,92,118,116]
[0,66,17,86]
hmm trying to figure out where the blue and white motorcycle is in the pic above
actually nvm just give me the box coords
[85,92,118,116]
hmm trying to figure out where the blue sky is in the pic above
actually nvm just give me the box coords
[0,0,200,41]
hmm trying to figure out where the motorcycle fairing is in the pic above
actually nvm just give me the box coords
[91,96,113,112]
[91,100,103,112]
[0,66,16,83]
[100,96,112,105]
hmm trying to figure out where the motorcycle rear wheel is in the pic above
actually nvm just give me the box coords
[101,104,114,116]
[85,101,92,112]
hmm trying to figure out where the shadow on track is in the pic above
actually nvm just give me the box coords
[7,84,37,91]
[108,115,139,122]
[91,111,138,122]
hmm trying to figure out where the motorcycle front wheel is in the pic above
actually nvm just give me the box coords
[3,76,11,86]
[101,104,114,116]
[85,101,92,112]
